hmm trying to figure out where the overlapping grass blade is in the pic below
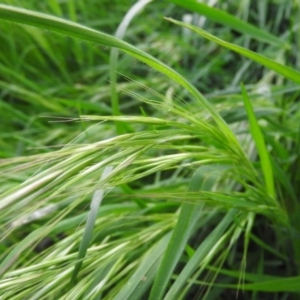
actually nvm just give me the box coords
[110,0,152,134]
[164,209,236,300]
[204,275,300,292]
[0,4,230,136]
[168,0,284,46]
[149,165,227,300]
[0,227,48,277]
[0,2,299,299]
[114,232,172,300]
[165,17,300,85]
[241,84,275,199]
[149,167,204,300]
[70,166,113,286]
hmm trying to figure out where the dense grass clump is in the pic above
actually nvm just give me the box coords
[0,1,299,299]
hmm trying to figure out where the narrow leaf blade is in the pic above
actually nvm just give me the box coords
[168,0,284,46]
[241,84,275,199]
[166,17,300,85]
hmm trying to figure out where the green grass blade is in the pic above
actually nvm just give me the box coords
[149,168,203,300]
[168,0,284,46]
[165,17,300,85]
[110,0,152,135]
[0,4,227,134]
[149,165,225,300]
[0,227,48,278]
[70,166,113,286]
[213,276,300,292]
[114,232,172,300]
[241,84,275,199]
[164,209,236,300]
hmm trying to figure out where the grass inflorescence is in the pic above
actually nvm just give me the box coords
[0,1,299,299]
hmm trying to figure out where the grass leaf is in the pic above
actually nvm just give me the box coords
[164,209,236,300]
[114,232,172,300]
[165,17,300,85]
[110,0,152,135]
[241,84,275,199]
[0,4,229,134]
[168,0,284,46]
[149,165,227,300]
[148,170,202,300]
[70,166,113,286]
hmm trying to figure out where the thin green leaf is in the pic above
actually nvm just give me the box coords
[168,0,284,46]
[241,84,275,199]
[164,209,236,300]
[114,232,172,300]
[149,165,225,300]
[0,4,229,136]
[0,227,48,278]
[70,166,113,286]
[197,276,300,292]
[236,275,300,292]
[165,17,300,85]
[148,168,204,300]
[110,0,152,134]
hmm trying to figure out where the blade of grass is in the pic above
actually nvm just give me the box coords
[149,165,227,300]
[168,0,284,46]
[165,17,300,85]
[241,84,275,199]
[164,209,236,300]
[0,227,48,277]
[70,166,113,286]
[110,0,152,134]
[203,275,300,292]
[114,232,172,300]
[0,4,232,138]
[149,167,204,300]
[0,170,62,210]
[83,256,123,300]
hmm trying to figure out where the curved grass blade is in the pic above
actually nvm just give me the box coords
[149,165,228,300]
[0,4,228,136]
[164,209,236,300]
[110,0,152,134]
[69,166,113,286]
[114,232,172,300]
[241,84,275,199]
[149,168,203,300]
[0,227,48,278]
[168,0,284,46]
[165,17,300,85]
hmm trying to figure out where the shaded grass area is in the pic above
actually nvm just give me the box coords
[0,0,299,299]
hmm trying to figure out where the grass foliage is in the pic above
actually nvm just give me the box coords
[0,0,299,299]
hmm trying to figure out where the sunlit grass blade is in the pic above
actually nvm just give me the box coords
[149,168,202,300]
[165,17,300,85]
[164,209,236,300]
[241,84,275,199]
[168,0,284,46]
[70,166,113,286]
[149,165,225,300]
[0,171,61,210]
[114,232,172,300]
[0,227,47,277]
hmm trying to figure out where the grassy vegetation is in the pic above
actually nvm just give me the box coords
[0,0,299,299]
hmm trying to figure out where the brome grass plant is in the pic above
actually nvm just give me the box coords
[0,1,299,299]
